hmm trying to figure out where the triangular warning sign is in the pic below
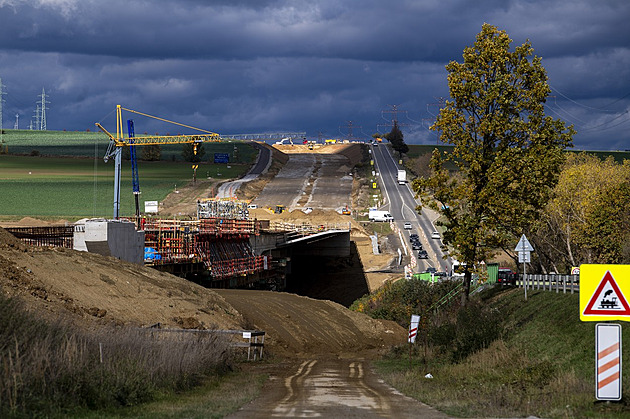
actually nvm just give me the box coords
[583,271,630,316]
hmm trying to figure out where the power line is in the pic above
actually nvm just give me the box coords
[377,104,410,134]
[0,77,6,143]
[549,84,630,112]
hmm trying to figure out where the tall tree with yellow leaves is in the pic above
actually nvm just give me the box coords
[415,24,575,302]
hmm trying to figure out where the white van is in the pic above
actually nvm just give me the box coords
[368,210,394,222]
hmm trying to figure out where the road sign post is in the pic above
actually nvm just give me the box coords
[515,234,534,300]
[580,265,630,402]
[408,314,420,369]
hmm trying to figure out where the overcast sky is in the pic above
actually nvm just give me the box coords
[0,0,629,150]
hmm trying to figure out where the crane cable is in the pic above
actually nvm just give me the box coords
[120,107,219,136]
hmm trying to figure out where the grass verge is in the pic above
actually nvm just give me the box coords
[71,366,267,419]
[365,285,630,418]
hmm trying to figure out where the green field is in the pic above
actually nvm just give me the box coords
[0,155,250,218]
[407,143,630,162]
[0,129,259,163]
[0,129,258,218]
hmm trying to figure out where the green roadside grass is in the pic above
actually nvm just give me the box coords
[70,367,267,419]
[373,286,630,418]
[0,155,251,218]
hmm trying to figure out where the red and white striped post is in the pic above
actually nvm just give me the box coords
[408,314,420,368]
[596,323,622,401]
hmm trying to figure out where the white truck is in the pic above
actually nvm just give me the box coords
[368,209,394,222]
[397,169,406,185]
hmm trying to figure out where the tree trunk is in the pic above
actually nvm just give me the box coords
[461,270,471,305]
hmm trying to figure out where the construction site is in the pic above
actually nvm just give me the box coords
[3,105,395,306]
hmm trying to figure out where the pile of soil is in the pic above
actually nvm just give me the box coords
[0,226,405,357]
[0,227,243,330]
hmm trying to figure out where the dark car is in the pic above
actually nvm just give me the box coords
[497,268,517,285]
[426,267,437,273]
[418,250,428,259]
[409,234,419,242]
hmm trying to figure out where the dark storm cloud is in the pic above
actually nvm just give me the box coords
[0,0,628,149]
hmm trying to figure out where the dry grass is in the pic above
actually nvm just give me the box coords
[0,294,233,417]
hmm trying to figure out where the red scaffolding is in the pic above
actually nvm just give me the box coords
[143,218,268,280]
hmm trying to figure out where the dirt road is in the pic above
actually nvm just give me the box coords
[252,149,354,212]
[229,359,447,418]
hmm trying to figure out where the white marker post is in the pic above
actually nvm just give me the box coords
[596,323,622,401]
[408,314,420,368]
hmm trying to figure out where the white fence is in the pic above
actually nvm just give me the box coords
[514,274,579,294]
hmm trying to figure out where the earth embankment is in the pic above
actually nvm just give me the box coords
[0,227,404,357]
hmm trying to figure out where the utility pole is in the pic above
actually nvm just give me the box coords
[13,113,18,130]
[0,77,6,144]
[377,104,409,134]
[33,104,40,130]
[339,120,361,141]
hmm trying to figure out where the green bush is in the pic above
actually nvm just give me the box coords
[451,301,502,360]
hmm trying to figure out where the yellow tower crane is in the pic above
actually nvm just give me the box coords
[95,105,222,219]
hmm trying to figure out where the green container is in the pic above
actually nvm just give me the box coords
[487,263,499,283]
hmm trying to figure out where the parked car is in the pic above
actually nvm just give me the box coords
[431,231,440,239]
[497,268,517,285]
[404,222,412,230]
[247,204,258,209]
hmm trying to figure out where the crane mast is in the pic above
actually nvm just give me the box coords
[96,105,222,220]
[127,119,141,219]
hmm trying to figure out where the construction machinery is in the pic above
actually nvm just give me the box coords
[96,105,222,219]
[127,119,141,219]
[274,205,286,214]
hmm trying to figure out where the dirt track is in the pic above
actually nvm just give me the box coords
[229,359,447,418]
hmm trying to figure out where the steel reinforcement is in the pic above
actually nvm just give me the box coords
[5,226,74,248]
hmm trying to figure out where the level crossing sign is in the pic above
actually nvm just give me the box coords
[581,264,630,322]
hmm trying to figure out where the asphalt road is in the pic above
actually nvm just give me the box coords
[217,142,270,199]
[370,144,452,273]
[227,359,447,418]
